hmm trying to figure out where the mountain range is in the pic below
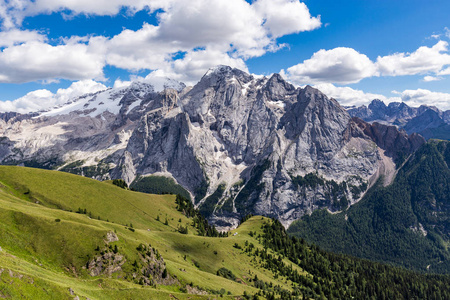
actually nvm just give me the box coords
[347,99,450,140]
[0,66,425,230]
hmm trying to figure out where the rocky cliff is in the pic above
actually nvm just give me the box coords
[0,66,424,228]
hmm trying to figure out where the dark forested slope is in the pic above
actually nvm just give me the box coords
[288,140,450,273]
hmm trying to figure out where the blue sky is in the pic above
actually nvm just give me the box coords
[1,0,450,112]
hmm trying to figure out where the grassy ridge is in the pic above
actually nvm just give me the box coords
[0,166,186,231]
[0,166,291,299]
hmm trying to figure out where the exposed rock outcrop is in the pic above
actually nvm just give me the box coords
[88,252,125,277]
[346,117,425,163]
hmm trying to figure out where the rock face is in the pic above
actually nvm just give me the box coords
[347,99,450,140]
[88,252,125,277]
[347,117,425,163]
[0,66,424,228]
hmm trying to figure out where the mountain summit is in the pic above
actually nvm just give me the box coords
[0,66,424,228]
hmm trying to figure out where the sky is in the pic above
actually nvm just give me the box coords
[1,0,450,113]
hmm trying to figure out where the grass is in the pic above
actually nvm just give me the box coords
[0,166,301,299]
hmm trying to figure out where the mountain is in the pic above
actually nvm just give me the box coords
[347,99,450,140]
[288,140,450,273]
[0,66,424,229]
[0,166,449,299]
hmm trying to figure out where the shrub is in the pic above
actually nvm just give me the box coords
[216,267,236,281]
[112,179,128,189]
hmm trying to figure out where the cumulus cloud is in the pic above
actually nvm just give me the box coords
[438,67,450,76]
[105,23,169,71]
[157,0,270,58]
[423,76,442,82]
[105,0,319,72]
[0,80,107,113]
[284,41,450,85]
[0,0,321,85]
[0,29,46,47]
[113,78,133,89]
[376,41,450,76]
[253,0,321,38]
[396,89,450,110]
[0,40,106,83]
[283,47,377,85]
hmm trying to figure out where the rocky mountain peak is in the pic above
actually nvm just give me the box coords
[128,81,155,95]
[200,65,252,87]
[264,73,295,98]
[369,99,386,109]
[348,99,450,140]
[0,65,427,229]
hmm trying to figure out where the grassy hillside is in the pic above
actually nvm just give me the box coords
[1,165,449,299]
[288,141,450,273]
[0,166,270,299]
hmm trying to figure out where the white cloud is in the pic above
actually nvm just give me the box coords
[0,0,18,29]
[423,75,442,82]
[0,0,321,85]
[113,78,133,89]
[284,41,450,85]
[438,67,450,76]
[0,89,54,113]
[283,47,377,85]
[0,29,45,47]
[0,79,107,113]
[253,0,321,38]
[54,79,107,102]
[376,41,450,76]
[106,23,170,71]
[157,0,270,58]
[0,39,106,83]
[1,0,321,47]
[103,0,267,82]
[397,89,450,110]
[105,0,319,68]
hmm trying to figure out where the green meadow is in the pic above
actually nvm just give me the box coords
[0,166,289,299]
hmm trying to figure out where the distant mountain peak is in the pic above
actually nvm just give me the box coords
[348,99,450,140]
